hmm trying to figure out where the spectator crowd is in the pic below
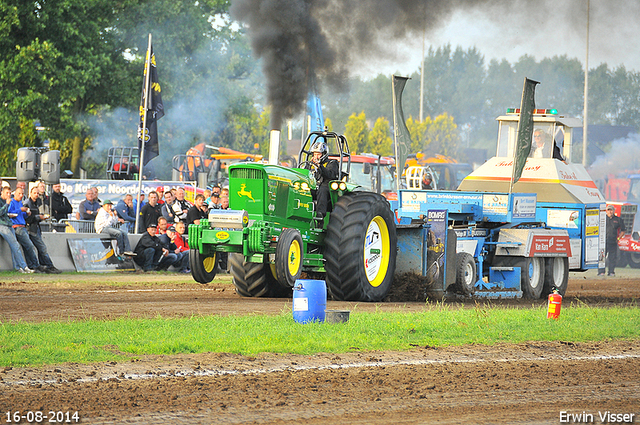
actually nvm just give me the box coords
[0,181,229,274]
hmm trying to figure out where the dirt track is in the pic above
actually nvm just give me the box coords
[1,269,639,424]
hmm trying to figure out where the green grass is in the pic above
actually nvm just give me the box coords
[1,304,638,367]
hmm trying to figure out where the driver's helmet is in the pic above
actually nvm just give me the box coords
[422,172,432,188]
[310,140,328,162]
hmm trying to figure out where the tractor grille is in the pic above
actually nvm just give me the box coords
[231,168,263,180]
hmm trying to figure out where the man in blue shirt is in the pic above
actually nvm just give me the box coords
[115,194,136,233]
[8,186,41,272]
[0,186,31,273]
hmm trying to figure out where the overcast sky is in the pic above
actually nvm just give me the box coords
[355,1,640,78]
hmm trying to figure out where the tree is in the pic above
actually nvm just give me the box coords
[424,113,460,157]
[367,117,393,156]
[344,112,369,154]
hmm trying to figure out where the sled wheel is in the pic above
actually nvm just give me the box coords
[275,228,303,288]
[325,192,397,301]
[230,254,290,297]
[494,256,544,299]
[542,257,569,297]
[521,257,545,299]
[455,252,477,296]
[190,248,217,284]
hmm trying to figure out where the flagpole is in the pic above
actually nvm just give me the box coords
[134,33,152,234]
[391,76,400,195]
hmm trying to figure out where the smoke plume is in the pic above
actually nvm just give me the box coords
[230,0,595,130]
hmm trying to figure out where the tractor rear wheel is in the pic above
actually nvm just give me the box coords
[190,249,218,284]
[230,254,290,297]
[275,228,303,288]
[455,252,476,296]
[325,192,397,302]
[542,257,569,297]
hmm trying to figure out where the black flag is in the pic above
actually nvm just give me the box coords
[392,75,411,179]
[138,44,164,165]
[512,78,539,186]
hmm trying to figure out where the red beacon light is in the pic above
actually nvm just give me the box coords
[506,108,558,115]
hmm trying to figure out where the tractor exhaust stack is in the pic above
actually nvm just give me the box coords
[269,130,280,165]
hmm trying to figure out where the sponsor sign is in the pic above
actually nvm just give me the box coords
[68,238,135,272]
[512,194,536,218]
[529,235,572,256]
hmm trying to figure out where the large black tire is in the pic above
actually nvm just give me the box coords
[542,257,569,297]
[190,248,218,284]
[325,192,397,302]
[275,228,303,288]
[455,252,477,296]
[628,252,640,269]
[493,256,545,300]
[230,254,290,298]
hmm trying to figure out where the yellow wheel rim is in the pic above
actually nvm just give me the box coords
[288,239,302,277]
[203,253,217,273]
[364,216,390,287]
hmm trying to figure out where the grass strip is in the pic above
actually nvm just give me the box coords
[0,304,638,367]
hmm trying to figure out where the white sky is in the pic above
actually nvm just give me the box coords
[360,2,640,78]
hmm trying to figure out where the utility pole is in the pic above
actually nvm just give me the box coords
[583,0,590,167]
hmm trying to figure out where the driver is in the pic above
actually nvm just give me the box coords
[308,140,338,223]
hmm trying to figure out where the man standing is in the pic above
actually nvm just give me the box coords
[133,223,179,272]
[599,205,626,276]
[141,191,162,230]
[161,190,178,224]
[0,186,31,273]
[173,187,192,222]
[95,199,134,258]
[114,194,136,233]
[186,194,208,226]
[25,186,61,273]
[78,188,101,220]
[50,183,73,221]
[9,187,42,272]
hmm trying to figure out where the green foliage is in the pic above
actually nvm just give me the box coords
[344,111,369,154]
[367,117,393,155]
[1,306,638,367]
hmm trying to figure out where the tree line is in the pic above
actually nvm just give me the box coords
[1,0,639,179]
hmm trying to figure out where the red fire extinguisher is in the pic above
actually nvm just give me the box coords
[547,289,563,319]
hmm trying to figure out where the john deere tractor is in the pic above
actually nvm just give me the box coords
[188,130,397,302]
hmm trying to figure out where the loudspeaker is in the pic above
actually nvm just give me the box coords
[41,150,60,184]
[197,172,208,189]
[16,148,39,181]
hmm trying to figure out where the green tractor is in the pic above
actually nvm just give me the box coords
[187,130,397,302]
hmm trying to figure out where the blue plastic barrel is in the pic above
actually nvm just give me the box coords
[292,279,327,323]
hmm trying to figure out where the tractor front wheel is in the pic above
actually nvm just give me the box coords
[190,249,218,284]
[325,192,397,302]
[230,254,290,297]
[275,228,303,288]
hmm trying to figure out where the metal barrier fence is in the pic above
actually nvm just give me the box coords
[58,219,124,234]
